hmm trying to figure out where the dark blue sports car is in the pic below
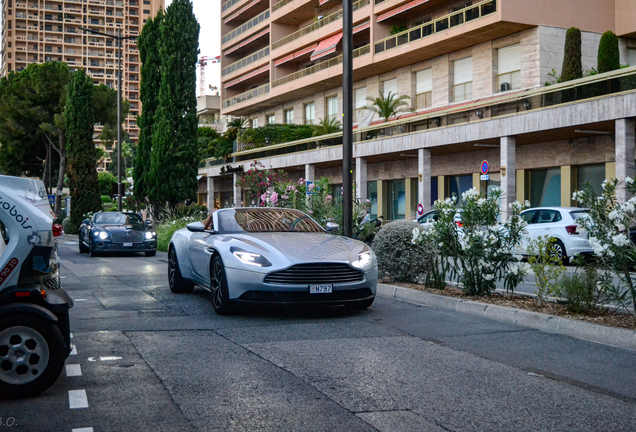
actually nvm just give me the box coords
[79,212,157,257]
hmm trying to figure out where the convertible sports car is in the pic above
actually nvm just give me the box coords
[79,211,157,257]
[168,207,378,314]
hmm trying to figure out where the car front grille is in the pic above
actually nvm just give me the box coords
[264,263,364,285]
[110,231,144,243]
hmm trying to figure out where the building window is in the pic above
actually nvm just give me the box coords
[367,181,377,219]
[355,87,367,122]
[453,57,473,102]
[267,113,275,124]
[530,168,561,207]
[626,48,636,67]
[304,102,315,125]
[415,69,432,109]
[284,108,294,124]
[326,96,338,121]
[577,164,605,201]
[251,118,259,128]
[383,78,397,97]
[387,180,406,220]
[497,44,521,92]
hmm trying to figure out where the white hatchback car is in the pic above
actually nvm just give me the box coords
[517,207,591,263]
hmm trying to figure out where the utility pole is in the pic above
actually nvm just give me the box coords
[80,26,136,211]
[342,0,353,237]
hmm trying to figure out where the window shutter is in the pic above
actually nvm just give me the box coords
[416,69,432,94]
[383,78,397,96]
[454,57,472,85]
[355,87,367,108]
[498,44,521,74]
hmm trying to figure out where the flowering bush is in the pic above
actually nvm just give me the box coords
[414,188,528,296]
[373,219,429,283]
[572,178,636,313]
[237,161,289,205]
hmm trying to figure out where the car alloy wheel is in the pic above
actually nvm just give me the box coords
[550,239,569,265]
[210,256,235,315]
[168,248,194,293]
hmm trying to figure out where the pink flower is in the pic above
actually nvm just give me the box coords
[308,183,315,190]
[260,193,268,203]
[366,199,370,203]
[298,178,305,185]
[270,192,279,205]
[325,195,332,201]
[281,195,289,200]
[308,210,313,214]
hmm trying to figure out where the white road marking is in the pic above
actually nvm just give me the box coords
[68,390,89,409]
[72,428,94,432]
[70,345,77,355]
[74,299,88,302]
[88,356,122,362]
[66,364,82,377]
[70,333,73,338]
[64,241,79,245]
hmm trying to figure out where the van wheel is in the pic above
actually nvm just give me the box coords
[0,314,66,399]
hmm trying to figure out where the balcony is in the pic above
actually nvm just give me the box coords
[374,0,497,55]
[271,0,369,50]
[224,83,270,109]
[222,46,269,77]
[272,45,370,87]
[222,9,269,46]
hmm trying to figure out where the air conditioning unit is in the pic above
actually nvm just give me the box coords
[500,82,511,92]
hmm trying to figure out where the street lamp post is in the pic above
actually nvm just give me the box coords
[342,0,353,237]
[80,26,136,211]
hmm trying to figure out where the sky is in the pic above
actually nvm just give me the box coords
[167,0,222,95]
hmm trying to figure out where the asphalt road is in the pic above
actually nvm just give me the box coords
[1,234,636,432]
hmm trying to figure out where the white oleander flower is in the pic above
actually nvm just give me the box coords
[611,233,631,247]
[626,177,634,186]
[462,187,480,201]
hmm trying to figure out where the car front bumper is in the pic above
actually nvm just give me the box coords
[92,240,156,253]
[224,265,378,305]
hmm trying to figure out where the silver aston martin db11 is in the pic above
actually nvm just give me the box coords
[168,207,378,314]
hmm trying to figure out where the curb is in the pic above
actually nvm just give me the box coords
[377,283,636,352]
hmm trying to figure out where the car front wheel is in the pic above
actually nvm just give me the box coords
[168,248,194,293]
[210,255,236,315]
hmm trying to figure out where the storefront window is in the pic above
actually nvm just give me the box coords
[449,175,472,203]
[577,164,605,200]
[367,181,378,219]
[388,180,405,220]
[530,168,561,207]
[431,177,438,206]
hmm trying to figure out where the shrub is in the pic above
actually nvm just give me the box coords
[240,124,315,147]
[62,216,77,235]
[560,27,582,82]
[527,236,566,307]
[598,31,620,74]
[372,219,429,283]
[155,216,199,252]
[556,267,599,314]
[159,203,207,223]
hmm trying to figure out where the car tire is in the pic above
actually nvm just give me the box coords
[78,238,88,254]
[345,297,375,311]
[88,240,98,257]
[210,255,236,315]
[551,239,569,265]
[145,251,156,257]
[168,247,194,293]
[0,313,67,400]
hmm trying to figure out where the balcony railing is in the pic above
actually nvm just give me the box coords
[272,45,370,87]
[222,9,269,45]
[224,83,270,108]
[375,0,496,54]
[272,0,294,13]
[209,66,636,164]
[222,0,245,13]
[222,46,269,77]
[272,0,369,50]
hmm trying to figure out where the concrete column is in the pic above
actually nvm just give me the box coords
[356,157,367,201]
[233,173,242,207]
[418,149,431,210]
[305,164,315,182]
[616,118,636,203]
[561,165,575,207]
[206,176,215,210]
[377,180,386,219]
[500,136,516,219]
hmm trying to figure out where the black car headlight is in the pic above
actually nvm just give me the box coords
[94,230,109,240]
[352,248,374,269]
[230,246,272,267]
[145,231,157,240]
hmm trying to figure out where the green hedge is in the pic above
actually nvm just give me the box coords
[155,217,198,252]
[239,124,315,147]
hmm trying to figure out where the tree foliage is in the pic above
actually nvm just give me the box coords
[312,117,341,136]
[598,31,620,74]
[148,0,200,210]
[65,70,102,232]
[560,27,582,82]
[362,91,413,121]
[134,10,163,200]
[198,126,221,160]
[240,124,315,146]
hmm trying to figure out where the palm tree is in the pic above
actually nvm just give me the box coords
[312,117,342,137]
[361,91,414,121]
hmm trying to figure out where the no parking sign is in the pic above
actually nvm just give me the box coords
[417,203,424,216]
[480,160,490,181]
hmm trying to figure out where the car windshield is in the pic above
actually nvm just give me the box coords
[93,213,142,225]
[217,208,325,233]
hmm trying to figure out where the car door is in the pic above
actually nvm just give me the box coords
[518,210,538,253]
[525,209,560,251]
[187,232,215,283]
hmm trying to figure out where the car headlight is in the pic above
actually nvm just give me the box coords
[94,231,109,240]
[230,246,272,267]
[352,250,373,269]
[145,231,156,239]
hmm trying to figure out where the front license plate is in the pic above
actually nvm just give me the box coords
[309,284,332,294]
[123,242,133,247]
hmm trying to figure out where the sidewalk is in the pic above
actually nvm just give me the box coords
[377,283,636,352]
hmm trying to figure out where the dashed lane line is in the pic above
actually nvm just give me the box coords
[72,428,94,432]
[66,364,82,377]
[68,389,89,409]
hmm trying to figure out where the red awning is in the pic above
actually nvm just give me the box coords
[353,21,370,34]
[275,44,317,66]
[377,0,430,22]
[310,33,343,61]
[226,65,269,87]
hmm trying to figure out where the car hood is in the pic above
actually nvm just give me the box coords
[95,224,149,232]
[228,232,369,266]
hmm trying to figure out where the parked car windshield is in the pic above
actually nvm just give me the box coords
[218,208,325,233]
[93,212,143,226]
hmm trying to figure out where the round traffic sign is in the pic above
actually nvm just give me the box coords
[417,203,424,216]
[481,160,490,175]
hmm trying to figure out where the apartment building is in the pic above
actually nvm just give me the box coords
[1,0,164,171]
[202,0,636,220]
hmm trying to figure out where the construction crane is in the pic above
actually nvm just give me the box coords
[197,55,220,97]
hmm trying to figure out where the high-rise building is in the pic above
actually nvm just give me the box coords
[1,0,164,171]
[202,0,636,216]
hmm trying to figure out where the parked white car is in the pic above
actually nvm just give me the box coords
[517,207,591,263]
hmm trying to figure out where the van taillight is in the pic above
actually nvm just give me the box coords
[565,225,578,235]
[52,224,64,237]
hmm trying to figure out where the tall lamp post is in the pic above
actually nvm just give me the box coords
[342,1,353,237]
[80,26,136,211]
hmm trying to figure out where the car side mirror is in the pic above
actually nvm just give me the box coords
[186,222,207,233]
[325,222,339,233]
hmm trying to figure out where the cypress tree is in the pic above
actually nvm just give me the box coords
[65,69,101,232]
[560,27,582,82]
[134,10,163,201]
[148,0,200,211]
[598,31,620,73]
